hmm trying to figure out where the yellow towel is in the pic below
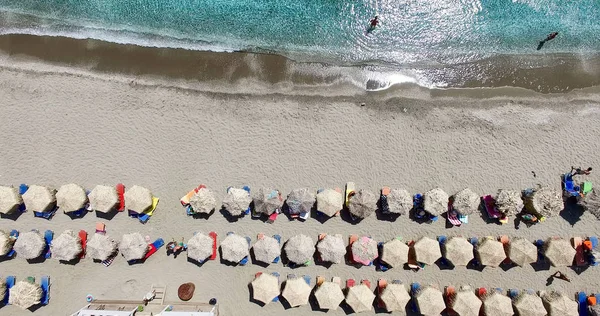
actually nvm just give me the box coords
[142,197,159,216]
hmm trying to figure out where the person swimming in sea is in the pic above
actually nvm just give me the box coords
[537,32,558,50]
[370,16,379,28]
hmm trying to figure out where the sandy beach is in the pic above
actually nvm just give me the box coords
[1,40,600,315]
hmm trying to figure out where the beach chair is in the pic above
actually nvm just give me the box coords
[361,279,371,289]
[181,185,206,206]
[483,195,502,219]
[41,275,50,305]
[508,289,519,299]
[346,279,356,289]
[79,230,88,259]
[500,235,511,265]
[377,279,388,308]
[476,288,487,298]
[376,242,389,271]
[574,237,587,266]
[582,182,593,195]
[303,275,311,285]
[6,230,19,258]
[345,182,356,208]
[413,194,425,218]
[95,222,106,234]
[44,230,54,259]
[445,286,456,309]
[588,236,599,266]
[116,183,125,211]
[562,173,580,198]
[239,236,251,265]
[411,283,421,313]
[144,238,165,260]
[208,232,218,260]
[534,240,546,263]
[578,292,588,316]
[138,197,159,223]
[316,276,326,287]
[4,276,15,305]
[348,235,359,264]
[380,187,390,214]
[447,199,462,226]
[438,236,449,266]
[34,207,56,220]
[272,234,281,263]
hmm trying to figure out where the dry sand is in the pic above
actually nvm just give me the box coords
[1,55,600,316]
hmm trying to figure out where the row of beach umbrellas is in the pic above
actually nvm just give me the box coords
[0,184,156,215]
[3,230,581,268]
[251,275,580,316]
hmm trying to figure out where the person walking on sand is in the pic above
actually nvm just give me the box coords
[537,32,558,50]
[571,166,592,176]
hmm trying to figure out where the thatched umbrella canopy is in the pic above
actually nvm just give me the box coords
[253,235,281,264]
[452,188,480,215]
[541,291,578,316]
[508,238,537,267]
[284,234,314,264]
[0,186,22,215]
[348,189,377,218]
[495,189,523,216]
[221,233,249,263]
[56,183,88,213]
[189,188,217,214]
[387,189,412,215]
[315,281,344,310]
[51,230,82,261]
[316,234,346,264]
[423,188,449,216]
[316,189,343,217]
[14,231,45,259]
[444,237,474,266]
[87,233,118,261]
[476,238,506,267]
[579,189,600,219]
[590,304,600,316]
[253,188,283,215]
[524,186,563,218]
[0,279,5,302]
[415,286,446,316]
[9,281,42,309]
[251,273,279,305]
[124,185,153,213]
[22,185,56,213]
[187,233,214,262]
[119,233,148,261]
[345,284,375,313]
[282,277,311,307]
[381,238,409,268]
[482,291,513,316]
[450,286,481,316]
[222,187,252,216]
[380,283,410,312]
[88,185,119,213]
[414,237,442,265]
[514,292,546,316]
[543,238,576,267]
[352,236,378,266]
[286,188,315,215]
[0,229,15,256]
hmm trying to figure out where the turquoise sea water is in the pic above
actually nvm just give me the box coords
[1,0,599,89]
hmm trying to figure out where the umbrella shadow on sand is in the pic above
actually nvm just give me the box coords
[219,207,243,223]
[186,257,208,268]
[95,209,119,221]
[190,209,214,220]
[250,248,271,268]
[339,209,365,225]
[247,283,268,307]
[560,201,585,226]
[0,210,25,221]
[218,247,243,267]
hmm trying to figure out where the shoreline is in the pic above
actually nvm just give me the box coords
[1,34,600,96]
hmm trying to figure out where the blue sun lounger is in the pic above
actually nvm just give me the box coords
[534,239,546,263]
[508,289,519,299]
[4,276,15,304]
[6,230,19,258]
[240,236,252,265]
[470,237,480,266]
[273,235,282,263]
[41,275,50,305]
[302,275,311,285]
[243,186,251,215]
[438,236,449,266]
[578,292,588,316]
[376,242,389,271]
[44,230,54,259]
[272,272,280,302]
[410,283,421,313]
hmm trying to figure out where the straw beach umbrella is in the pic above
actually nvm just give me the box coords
[251,273,280,305]
[88,185,119,213]
[87,233,118,261]
[286,188,315,215]
[56,183,88,213]
[282,277,311,307]
[352,236,378,265]
[450,286,481,316]
[452,188,480,215]
[495,189,523,216]
[477,238,506,267]
[348,189,377,218]
[590,304,600,316]
[119,233,148,261]
[284,234,314,265]
[415,286,445,316]
[543,238,576,267]
[222,187,252,216]
[189,188,217,214]
[316,234,346,264]
[0,279,5,303]
[579,189,600,219]
[0,186,22,215]
[253,188,283,215]
[0,230,15,256]
[253,235,281,264]
[316,189,343,217]
[514,292,547,316]
[345,284,375,313]
[315,281,344,310]
[386,189,412,215]
[524,186,562,218]
[124,185,153,213]
[22,185,56,213]
[423,188,449,216]
[414,237,442,265]
[381,238,409,268]
[541,291,578,316]
[221,233,249,263]
[14,231,45,260]
[9,281,42,309]
[444,237,474,266]
[482,291,513,316]
[51,230,82,261]
[380,283,410,312]
[187,233,214,262]
[508,238,537,267]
